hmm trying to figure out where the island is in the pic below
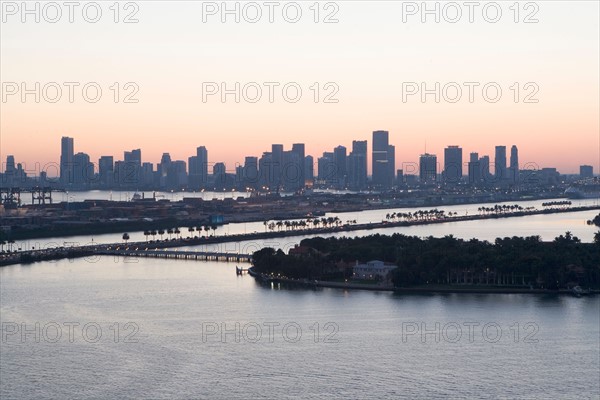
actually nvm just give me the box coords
[250,232,600,293]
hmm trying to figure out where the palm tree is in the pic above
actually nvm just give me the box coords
[211,225,218,236]
[174,227,181,239]
[150,230,157,241]
[167,228,174,240]
[188,226,195,237]
[122,233,130,244]
[143,230,150,242]
[158,229,165,240]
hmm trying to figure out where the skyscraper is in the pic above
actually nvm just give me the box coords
[479,155,491,184]
[495,146,507,181]
[333,145,347,188]
[304,155,314,184]
[271,144,284,189]
[468,152,480,185]
[580,165,594,179]
[243,156,259,188]
[510,145,519,183]
[419,153,437,184]
[387,145,395,187]
[291,143,306,189]
[99,156,114,188]
[318,152,335,185]
[72,152,93,188]
[189,146,208,189]
[372,130,391,188]
[124,149,142,188]
[348,140,367,190]
[444,145,463,184]
[60,136,74,186]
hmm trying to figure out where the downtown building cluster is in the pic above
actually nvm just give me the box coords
[0,133,596,192]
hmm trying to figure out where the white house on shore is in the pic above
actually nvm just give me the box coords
[353,260,398,280]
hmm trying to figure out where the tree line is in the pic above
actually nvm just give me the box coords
[252,232,600,289]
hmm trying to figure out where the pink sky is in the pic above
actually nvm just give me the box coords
[1,1,598,175]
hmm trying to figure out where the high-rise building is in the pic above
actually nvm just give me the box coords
[348,140,367,190]
[72,152,93,188]
[158,153,172,189]
[258,152,273,189]
[396,169,404,186]
[443,146,463,184]
[333,145,347,188]
[141,162,154,187]
[318,152,335,185]
[387,145,395,187]
[479,155,491,184]
[60,136,74,186]
[304,155,314,184]
[372,130,392,188]
[5,155,15,174]
[580,165,594,179]
[189,146,208,189]
[271,144,284,189]
[495,146,507,181]
[243,156,259,188]
[468,152,480,185]
[123,149,142,188]
[509,145,519,183]
[291,143,306,189]
[419,153,437,184]
[213,162,227,189]
[99,156,114,187]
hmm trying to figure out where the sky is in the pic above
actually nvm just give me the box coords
[1,0,599,175]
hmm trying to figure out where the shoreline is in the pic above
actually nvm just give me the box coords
[1,205,598,267]
[3,204,599,243]
[248,268,600,295]
[3,193,595,241]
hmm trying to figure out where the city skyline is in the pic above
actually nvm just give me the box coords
[3,134,595,195]
[0,133,590,178]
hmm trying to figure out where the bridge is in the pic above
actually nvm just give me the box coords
[95,248,252,263]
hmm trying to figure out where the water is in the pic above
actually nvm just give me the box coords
[9,198,600,252]
[18,190,251,205]
[1,258,599,399]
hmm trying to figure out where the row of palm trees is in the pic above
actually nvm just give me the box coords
[385,209,458,222]
[263,216,351,232]
[0,240,16,252]
[542,201,572,208]
[123,225,221,243]
[477,204,530,215]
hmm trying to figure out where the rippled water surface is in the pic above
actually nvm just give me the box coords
[1,256,599,399]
